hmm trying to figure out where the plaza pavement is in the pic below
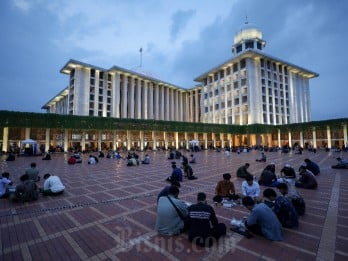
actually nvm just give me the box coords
[0,149,347,261]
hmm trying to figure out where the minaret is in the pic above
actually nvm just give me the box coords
[232,19,266,55]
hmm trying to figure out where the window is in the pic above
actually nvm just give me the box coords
[269,105,273,112]
[215,104,219,110]
[262,96,266,103]
[107,90,111,96]
[214,89,219,96]
[257,42,262,50]
[107,112,111,117]
[107,105,111,111]
[262,79,265,85]
[241,79,246,86]
[90,79,95,85]
[234,98,239,105]
[260,59,265,67]
[89,94,94,101]
[205,107,208,113]
[267,61,271,70]
[220,70,224,78]
[99,80,103,87]
[214,73,218,81]
[204,93,208,99]
[209,92,213,98]
[99,88,103,95]
[262,87,266,94]
[240,59,246,69]
[221,102,225,109]
[98,96,103,102]
[98,104,103,110]
[245,41,254,49]
[90,69,95,78]
[98,111,102,117]
[236,44,242,53]
[108,73,112,81]
[263,104,266,111]
[234,81,238,89]
[99,71,104,79]
[227,100,232,107]
[242,96,247,103]
[261,70,265,77]
[89,102,94,108]
[90,87,95,93]
[107,97,111,103]
[89,110,94,116]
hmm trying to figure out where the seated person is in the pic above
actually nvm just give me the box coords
[242,196,283,241]
[189,154,196,164]
[167,151,175,160]
[13,174,39,202]
[236,163,251,178]
[73,152,81,159]
[181,155,188,165]
[258,167,279,187]
[42,153,51,160]
[175,150,182,159]
[113,151,122,159]
[332,157,348,169]
[6,153,15,161]
[278,183,306,216]
[295,166,318,189]
[182,162,197,180]
[127,157,138,166]
[242,174,261,202]
[263,188,276,209]
[88,155,97,165]
[155,186,188,236]
[280,164,296,179]
[188,192,226,247]
[213,173,239,203]
[98,151,105,158]
[256,152,267,162]
[25,162,40,182]
[0,172,13,199]
[166,163,183,182]
[157,181,181,202]
[274,183,299,228]
[68,155,76,165]
[42,173,65,196]
[141,154,150,164]
[264,162,276,174]
[304,158,320,175]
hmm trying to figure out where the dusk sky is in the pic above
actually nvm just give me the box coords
[0,0,347,121]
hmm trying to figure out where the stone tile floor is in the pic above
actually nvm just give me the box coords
[0,149,347,260]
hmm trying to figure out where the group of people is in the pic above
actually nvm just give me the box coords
[0,162,65,202]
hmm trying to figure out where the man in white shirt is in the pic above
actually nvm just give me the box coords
[242,174,260,201]
[0,172,13,198]
[42,173,65,195]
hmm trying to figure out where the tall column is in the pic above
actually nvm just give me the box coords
[142,81,148,119]
[152,131,157,150]
[189,90,194,122]
[327,126,331,149]
[129,77,135,118]
[64,129,69,152]
[114,73,120,118]
[122,75,128,118]
[154,84,159,120]
[126,130,131,151]
[288,131,292,147]
[184,132,189,150]
[312,127,317,149]
[2,127,8,152]
[165,87,170,120]
[113,130,117,150]
[81,131,86,151]
[203,133,208,150]
[25,128,30,139]
[195,89,200,122]
[136,78,142,119]
[149,82,154,119]
[227,133,232,148]
[212,133,216,149]
[98,131,102,151]
[45,128,50,152]
[277,129,281,147]
[170,89,175,121]
[300,131,304,148]
[139,131,144,151]
[220,133,224,148]
[343,124,348,147]
[175,90,179,121]
[175,132,179,149]
[160,85,165,120]
[164,131,168,150]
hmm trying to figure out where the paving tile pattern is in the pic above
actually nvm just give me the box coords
[0,150,348,260]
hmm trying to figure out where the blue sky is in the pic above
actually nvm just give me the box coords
[0,0,347,121]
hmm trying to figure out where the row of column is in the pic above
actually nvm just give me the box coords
[2,125,348,152]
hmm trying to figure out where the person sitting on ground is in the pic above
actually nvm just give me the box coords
[42,173,65,196]
[242,174,261,202]
[168,150,175,160]
[258,166,279,187]
[264,162,276,174]
[127,156,138,166]
[182,162,197,180]
[6,153,15,161]
[181,155,188,165]
[189,154,196,164]
[113,151,122,159]
[256,152,267,162]
[88,155,97,165]
[295,166,318,190]
[213,173,239,203]
[332,157,348,169]
[263,188,276,209]
[13,174,39,202]
[98,151,105,158]
[157,181,181,202]
[304,158,320,176]
[175,150,182,159]
[166,163,183,182]
[141,154,151,164]
[280,164,296,180]
[68,155,76,165]
[188,192,226,247]
[25,162,40,182]
[236,163,251,178]
[0,172,13,199]
[74,151,81,159]
[155,186,188,236]
[42,152,51,160]
[242,196,283,241]
[277,182,306,216]
[274,184,299,228]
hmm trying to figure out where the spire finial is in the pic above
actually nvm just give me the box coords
[245,15,248,24]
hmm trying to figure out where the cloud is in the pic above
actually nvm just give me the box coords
[12,0,32,11]
[170,9,196,42]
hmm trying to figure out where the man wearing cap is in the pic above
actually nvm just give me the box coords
[213,173,239,203]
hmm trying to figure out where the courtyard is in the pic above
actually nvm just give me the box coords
[0,149,347,260]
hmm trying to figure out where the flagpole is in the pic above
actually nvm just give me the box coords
[139,47,143,67]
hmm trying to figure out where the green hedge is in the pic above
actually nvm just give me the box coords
[0,110,347,134]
